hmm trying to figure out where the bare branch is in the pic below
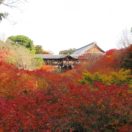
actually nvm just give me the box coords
[0,0,4,5]
[1,0,26,7]
[0,12,8,20]
[119,28,132,48]
[0,0,26,21]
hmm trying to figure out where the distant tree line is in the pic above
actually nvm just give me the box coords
[7,35,50,54]
[59,48,76,55]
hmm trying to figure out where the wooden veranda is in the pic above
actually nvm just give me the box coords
[36,54,78,70]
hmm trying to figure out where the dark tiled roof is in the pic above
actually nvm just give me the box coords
[71,42,105,58]
[36,54,77,60]
[36,54,66,59]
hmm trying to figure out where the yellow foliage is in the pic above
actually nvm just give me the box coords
[81,69,131,88]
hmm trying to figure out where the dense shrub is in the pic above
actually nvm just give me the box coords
[0,82,131,131]
[80,69,132,87]
[0,41,44,70]
[0,62,38,97]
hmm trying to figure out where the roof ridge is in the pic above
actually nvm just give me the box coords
[74,42,96,51]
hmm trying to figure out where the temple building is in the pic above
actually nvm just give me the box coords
[36,42,105,70]
[71,42,105,59]
[71,42,105,65]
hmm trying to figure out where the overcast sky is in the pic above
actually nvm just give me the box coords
[0,0,132,54]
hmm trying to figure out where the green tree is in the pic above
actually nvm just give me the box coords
[35,45,50,54]
[35,45,43,54]
[8,35,35,51]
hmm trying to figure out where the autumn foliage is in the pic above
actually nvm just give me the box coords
[0,45,131,131]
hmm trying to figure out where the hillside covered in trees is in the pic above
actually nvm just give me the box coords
[0,37,131,131]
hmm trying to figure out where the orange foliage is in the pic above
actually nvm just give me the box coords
[0,128,3,132]
[0,49,10,62]
[40,65,56,72]
[0,45,131,131]
[0,62,39,97]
